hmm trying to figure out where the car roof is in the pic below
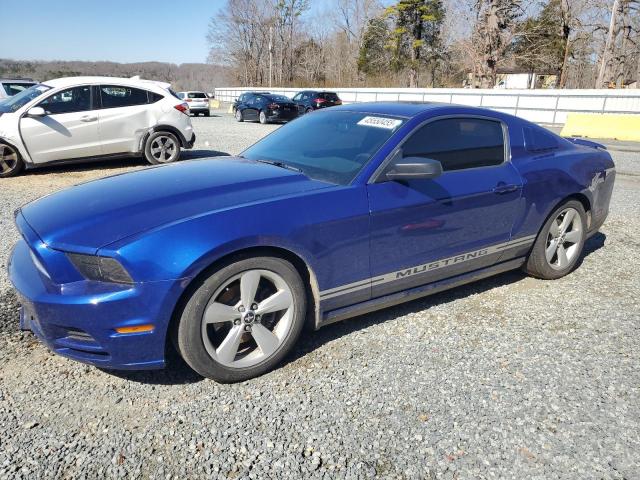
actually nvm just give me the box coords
[329,101,507,119]
[42,76,170,91]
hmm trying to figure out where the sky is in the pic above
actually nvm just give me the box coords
[1,0,343,65]
[2,0,227,64]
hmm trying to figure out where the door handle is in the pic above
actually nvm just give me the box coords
[80,115,97,122]
[492,184,519,194]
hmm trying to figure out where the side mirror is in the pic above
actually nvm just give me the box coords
[384,157,443,181]
[27,106,46,117]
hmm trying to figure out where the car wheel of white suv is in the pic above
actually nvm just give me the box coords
[144,131,181,165]
[0,142,24,178]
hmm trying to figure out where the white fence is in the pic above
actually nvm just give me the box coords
[214,87,640,125]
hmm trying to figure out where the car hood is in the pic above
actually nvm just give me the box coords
[20,157,331,252]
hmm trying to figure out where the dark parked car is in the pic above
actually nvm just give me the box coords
[234,92,298,124]
[293,90,342,114]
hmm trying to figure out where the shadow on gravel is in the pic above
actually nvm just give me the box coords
[23,150,230,176]
[181,149,230,160]
[582,232,606,259]
[287,232,608,366]
[98,349,204,385]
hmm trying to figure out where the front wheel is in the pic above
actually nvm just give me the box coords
[524,200,587,279]
[144,131,181,165]
[259,111,268,124]
[176,256,307,382]
[0,143,24,178]
[235,109,243,122]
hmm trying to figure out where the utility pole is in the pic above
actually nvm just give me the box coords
[269,25,273,88]
[597,0,620,88]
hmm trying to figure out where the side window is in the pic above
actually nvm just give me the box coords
[401,118,505,171]
[293,93,301,101]
[100,85,149,108]
[238,94,246,103]
[301,92,310,101]
[38,86,92,114]
[149,92,164,103]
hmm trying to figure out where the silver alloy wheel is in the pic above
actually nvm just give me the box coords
[150,135,178,163]
[259,111,267,123]
[201,269,294,368]
[235,109,242,121]
[545,207,583,270]
[0,144,19,174]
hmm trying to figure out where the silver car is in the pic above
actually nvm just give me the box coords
[177,91,210,116]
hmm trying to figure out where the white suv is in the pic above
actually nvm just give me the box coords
[0,76,195,177]
[177,91,210,116]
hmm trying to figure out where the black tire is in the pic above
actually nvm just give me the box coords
[259,110,268,124]
[235,109,244,122]
[524,199,587,280]
[305,107,313,114]
[176,256,307,382]
[0,142,25,178]
[144,131,181,165]
[204,111,210,117]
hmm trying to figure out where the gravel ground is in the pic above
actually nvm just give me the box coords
[0,114,639,479]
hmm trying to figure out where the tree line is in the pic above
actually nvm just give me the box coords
[0,59,232,92]
[207,0,640,89]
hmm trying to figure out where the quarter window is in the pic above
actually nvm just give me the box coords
[38,86,92,114]
[100,85,149,108]
[402,118,505,171]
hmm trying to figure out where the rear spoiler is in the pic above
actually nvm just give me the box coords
[129,75,171,90]
[566,137,607,150]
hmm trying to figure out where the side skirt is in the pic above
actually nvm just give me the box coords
[24,152,142,170]
[318,257,526,328]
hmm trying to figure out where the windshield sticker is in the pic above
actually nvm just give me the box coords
[357,116,402,130]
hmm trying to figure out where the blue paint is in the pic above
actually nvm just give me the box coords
[9,102,615,370]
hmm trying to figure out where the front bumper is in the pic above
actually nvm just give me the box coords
[186,133,196,149]
[9,239,180,370]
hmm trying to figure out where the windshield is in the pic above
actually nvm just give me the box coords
[266,95,292,103]
[242,111,404,185]
[0,84,51,113]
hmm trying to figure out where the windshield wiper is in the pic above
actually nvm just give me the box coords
[254,159,304,174]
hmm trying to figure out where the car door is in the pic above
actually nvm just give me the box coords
[245,96,261,121]
[97,85,152,155]
[367,116,523,299]
[20,85,101,163]
[292,93,303,114]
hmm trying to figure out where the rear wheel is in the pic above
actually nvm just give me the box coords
[259,110,268,124]
[305,107,313,114]
[524,200,586,279]
[0,143,24,178]
[176,256,306,382]
[144,131,181,165]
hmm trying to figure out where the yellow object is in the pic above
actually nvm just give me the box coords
[209,99,220,109]
[115,324,155,334]
[560,113,640,141]
[228,104,234,114]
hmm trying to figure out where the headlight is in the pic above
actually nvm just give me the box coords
[67,253,133,284]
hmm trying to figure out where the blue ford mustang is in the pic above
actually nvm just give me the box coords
[9,102,615,382]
